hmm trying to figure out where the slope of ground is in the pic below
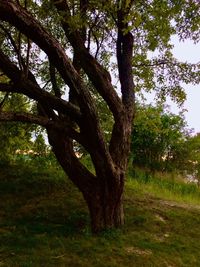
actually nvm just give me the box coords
[0,164,200,267]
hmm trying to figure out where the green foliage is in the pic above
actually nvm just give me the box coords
[0,92,50,166]
[32,133,47,156]
[181,133,200,182]
[8,0,199,104]
[131,104,190,172]
[129,0,200,103]
[0,93,33,163]
[0,122,31,163]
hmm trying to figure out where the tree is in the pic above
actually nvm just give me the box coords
[182,133,200,184]
[0,92,34,163]
[0,0,199,232]
[131,104,190,173]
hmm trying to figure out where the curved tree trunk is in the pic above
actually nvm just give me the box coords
[47,126,126,233]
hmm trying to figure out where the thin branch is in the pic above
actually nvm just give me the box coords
[0,92,9,111]
[133,60,168,68]
[49,61,62,98]
[0,23,23,70]
[25,37,31,77]
[17,30,23,70]
[41,79,51,90]
[93,33,100,59]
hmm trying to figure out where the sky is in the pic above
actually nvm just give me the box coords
[171,36,200,133]
[146,36,200,134]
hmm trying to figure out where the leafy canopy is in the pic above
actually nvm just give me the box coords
[0,0,199,106]
[131,103,191,172]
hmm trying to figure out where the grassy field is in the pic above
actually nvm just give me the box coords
[1,164,200,266]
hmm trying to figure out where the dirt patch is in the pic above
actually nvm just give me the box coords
[125,247,152,256]
[155,214,166,223]
[158,199,200,211]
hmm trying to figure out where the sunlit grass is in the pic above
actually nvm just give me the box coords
[126,168,200,205]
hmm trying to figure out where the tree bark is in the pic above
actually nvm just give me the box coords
[89,200,124,233]
[86,181,124,233]
[46,125,125,233]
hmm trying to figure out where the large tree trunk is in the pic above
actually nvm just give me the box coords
[86,173,125,233]
[87,189,124,233]
[47,126,126,233]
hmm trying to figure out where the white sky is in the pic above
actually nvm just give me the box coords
[171,36,200,133]
[145,35,200,134]
[172,37,200,133]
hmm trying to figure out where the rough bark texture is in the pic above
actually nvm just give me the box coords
[0,0,135,233]
[46,126,125,233]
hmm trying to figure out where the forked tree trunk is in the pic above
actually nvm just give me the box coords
[47,126,126,233]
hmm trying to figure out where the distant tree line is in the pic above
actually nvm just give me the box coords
[131,103,200,182]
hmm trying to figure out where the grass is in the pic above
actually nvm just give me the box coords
[1,163,200,266]
[127,167,200,205]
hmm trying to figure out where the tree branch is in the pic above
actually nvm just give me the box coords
[0,0,97,117]
[0,50,82,122]
[49,61,62,98]
[0,0,119,172]
[0,111,50,126]
[0,91,9,111]
[25,37,31,77]
[117,6,135,109]
[0,111,82,143]
[0,23,24,70]
[0,81,81,123]
[47,126,98,195]
[52,0,124,121]
[108,2,135,167]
